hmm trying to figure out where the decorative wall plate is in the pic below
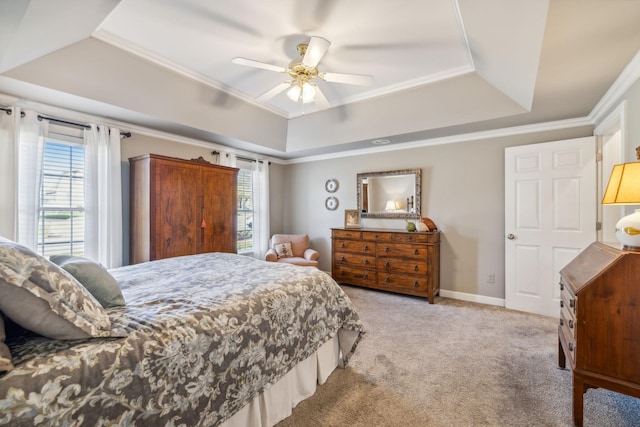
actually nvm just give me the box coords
[325,178,339,193]
[325,196,338,211]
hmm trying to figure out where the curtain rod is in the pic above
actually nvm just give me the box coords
[36,114,131,137]
[212,150,265,164]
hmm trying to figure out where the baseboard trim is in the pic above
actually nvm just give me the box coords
[439,289,505,307]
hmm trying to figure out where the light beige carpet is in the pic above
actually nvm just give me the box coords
[277,285,640,427]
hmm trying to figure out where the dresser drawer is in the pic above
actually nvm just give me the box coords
[334,252,375,268]
[559,324,576,369]
[332,229,362,239]
[333,265,376,287]
[335,239,375,254]
[391,233,438,244]
[377,242,428,259]
[560,304,576,340]
[376,258,428,275]
[378,273,428,292]
[362,231,393,241]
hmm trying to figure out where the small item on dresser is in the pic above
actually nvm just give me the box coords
[421,217,438,231]
[416,221,428,232]
[405,220,416,232]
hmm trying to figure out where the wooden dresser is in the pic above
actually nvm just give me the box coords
[558,242,640,426]
[331,228,440,303]
[129,154,238,264]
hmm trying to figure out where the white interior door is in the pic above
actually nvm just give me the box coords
[505,137,596,317]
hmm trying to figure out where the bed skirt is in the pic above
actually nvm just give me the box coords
[222,334,340,426]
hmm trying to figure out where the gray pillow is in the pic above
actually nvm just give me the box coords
[0,237,113,340]
[0,313,13,373]
[50,255,125,308]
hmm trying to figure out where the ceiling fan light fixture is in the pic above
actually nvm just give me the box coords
[301,82,316,103]
[287,81,316,103]
[286,84,301,102]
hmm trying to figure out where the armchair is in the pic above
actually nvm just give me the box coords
[265,234,319,267]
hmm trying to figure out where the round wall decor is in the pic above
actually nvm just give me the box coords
[325,178,339,193]
[325,196,338,211]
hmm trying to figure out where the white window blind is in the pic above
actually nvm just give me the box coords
[37,127,85,257]
[236,160,254,253]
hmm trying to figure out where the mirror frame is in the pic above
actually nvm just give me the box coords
[357,168,421,219]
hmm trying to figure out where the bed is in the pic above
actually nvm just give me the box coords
[0,238,364,426]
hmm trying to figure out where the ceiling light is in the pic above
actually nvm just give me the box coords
[286,84,301,102]
[371,138,391,145]
[287,81,316,104]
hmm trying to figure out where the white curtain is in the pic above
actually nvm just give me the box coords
[84,125,123,268]
[16,110,47,248]
[0,107,18,240]
[252,160,270,259]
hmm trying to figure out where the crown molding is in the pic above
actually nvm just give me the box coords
[590,49,640,124]
[284,116,593,164]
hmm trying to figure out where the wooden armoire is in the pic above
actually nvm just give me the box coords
[129,154,238,264]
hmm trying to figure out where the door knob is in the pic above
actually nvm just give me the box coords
[506,233,516,240]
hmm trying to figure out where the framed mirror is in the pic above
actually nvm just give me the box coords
[357,169,421,219]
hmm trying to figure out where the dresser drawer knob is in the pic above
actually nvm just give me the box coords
[385,276,390,283]
[385,247,390,252]
[385,261,390,268]
[413,280,419,287]
[560,282,564,291]
[340,256,345,262]
[414,249,419,255]
[414,265,419,271]
[568,343,574,352]
[340,242,345,248]
[568,320,574,329]
[569,299,575,309]
[560,300,564,308]
[560,319,564,326]
[363,273,368,279]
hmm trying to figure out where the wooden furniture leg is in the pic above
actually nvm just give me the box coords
[572,373,586,427]
[558,337,566,369]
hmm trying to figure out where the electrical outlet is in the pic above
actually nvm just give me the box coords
[488,273,495,283]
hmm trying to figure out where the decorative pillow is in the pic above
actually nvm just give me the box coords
[50,255,125,308]
[274,241,293,259]
[0,237,113,340]
[0,313,13,373]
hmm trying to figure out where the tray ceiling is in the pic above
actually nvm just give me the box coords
[1,0,639,159]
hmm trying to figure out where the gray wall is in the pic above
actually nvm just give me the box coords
[272,126,594,301]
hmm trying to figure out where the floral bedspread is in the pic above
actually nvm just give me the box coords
[0,253,364,426]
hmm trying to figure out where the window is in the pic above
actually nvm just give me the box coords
[236,162,254,253]
[37,137,85,257]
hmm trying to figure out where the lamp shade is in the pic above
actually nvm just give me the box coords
[384,200,399,211]
[602,162,640,204]
[602,162,640,250]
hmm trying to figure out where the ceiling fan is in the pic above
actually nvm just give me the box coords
[232,36,374,110]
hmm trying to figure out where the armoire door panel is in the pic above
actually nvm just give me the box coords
[154,162,199,259]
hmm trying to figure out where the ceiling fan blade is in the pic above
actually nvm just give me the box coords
[232,57,287,73]
[312,84,330,110]
[257,81,293,101]
[320,72,374,86]
[302,36,331,68]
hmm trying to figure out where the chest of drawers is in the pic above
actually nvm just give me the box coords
[331,228,440,303]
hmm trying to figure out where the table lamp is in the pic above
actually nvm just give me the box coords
[602,161,640,250]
